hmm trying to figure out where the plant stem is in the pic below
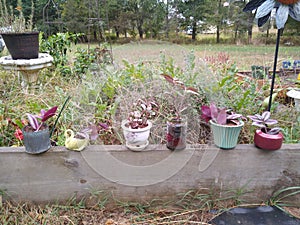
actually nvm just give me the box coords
[268,28,281,111]
[50,96,71,138]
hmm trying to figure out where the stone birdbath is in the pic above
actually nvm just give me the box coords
[0,53,53,92]
[287,89,300,112]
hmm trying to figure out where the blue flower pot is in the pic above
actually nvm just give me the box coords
[209,120,244,150]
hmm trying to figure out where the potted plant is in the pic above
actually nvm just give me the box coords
[251,65,270,79]
[63,122,102,151]
[248,111,283,151]
[22,106,58,154]
[201,103,244,150]
[0,0,39,59]
[121,98,158,151]
[64,129,90,151]
[161,74,199,151]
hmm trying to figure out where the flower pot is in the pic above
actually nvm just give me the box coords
[209,120,244,150]
[64,129,89,151]
[1,32,39,59]
[22,125,51,154]
[251,65,270,79]
[166,117,187,151]
[254,129,283,151]
[121,120,152,151]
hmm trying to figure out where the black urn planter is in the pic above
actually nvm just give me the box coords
[1,32,39,59]
[22,125,51,154]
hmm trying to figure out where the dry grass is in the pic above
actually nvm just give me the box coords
[1,199,300,224]
[108,40,300,71]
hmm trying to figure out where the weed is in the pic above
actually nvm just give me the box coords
[269,186,300,208]
[0,187,299,224]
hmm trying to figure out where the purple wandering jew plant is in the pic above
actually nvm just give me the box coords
[201,103,244,125]
[26,106,58,131]
[247,111,281,135]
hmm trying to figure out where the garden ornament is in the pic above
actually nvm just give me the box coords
[243,0,300,111]
[243,0,300,29]
[64,129,89,151]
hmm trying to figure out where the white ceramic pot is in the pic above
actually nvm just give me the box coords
[121,120,152,151]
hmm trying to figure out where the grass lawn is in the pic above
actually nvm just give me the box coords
[98,40,300,71]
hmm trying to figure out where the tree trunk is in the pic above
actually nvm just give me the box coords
[138,26,143,39]
[191,21,197,40]
[247,14,253,44]
[216,25,220,43]
[234,24,239,44]
[165,0,169,38]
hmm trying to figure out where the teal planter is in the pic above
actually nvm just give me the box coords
[209,120,244,150]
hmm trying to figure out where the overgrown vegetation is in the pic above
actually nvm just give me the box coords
[1,186,300,224]
[1,33,300,147]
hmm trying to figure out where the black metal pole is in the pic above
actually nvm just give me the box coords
[268,28,281,111]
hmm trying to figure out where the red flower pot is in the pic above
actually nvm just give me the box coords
[254,129,283,151]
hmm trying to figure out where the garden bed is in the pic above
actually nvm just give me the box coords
[1,144,300,205]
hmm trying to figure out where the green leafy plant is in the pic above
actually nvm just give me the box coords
[40,32,83,67]
[269,186,300,210]
[161,73,199,119]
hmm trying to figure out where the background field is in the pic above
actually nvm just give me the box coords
[85,40,300,71]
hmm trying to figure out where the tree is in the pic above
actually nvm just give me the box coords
[124,0,159,39]
[61,0,89,33]
[175,0,207,40]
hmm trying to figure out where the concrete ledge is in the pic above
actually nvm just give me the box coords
[0,144,300,204]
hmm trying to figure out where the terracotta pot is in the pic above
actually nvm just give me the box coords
[254,129,283,151]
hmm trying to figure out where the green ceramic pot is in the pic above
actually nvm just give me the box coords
[209,120,244,150]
